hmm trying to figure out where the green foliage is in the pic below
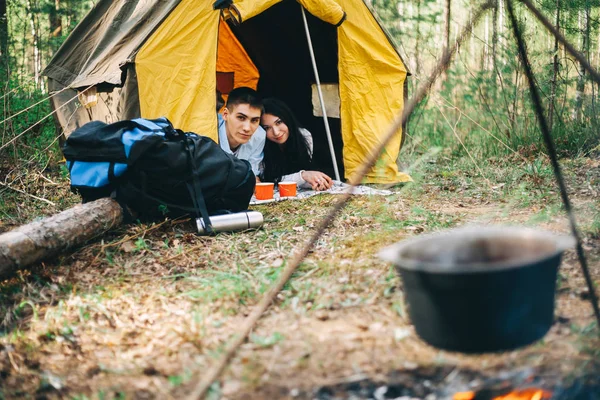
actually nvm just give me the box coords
[249,331,285,348]
[383,1,600,164]
[181,270,258,304]
[133,238,149,252]
[586,210,600,238]
[1,0,94,172]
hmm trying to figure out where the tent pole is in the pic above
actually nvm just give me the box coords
[300,5,341,182]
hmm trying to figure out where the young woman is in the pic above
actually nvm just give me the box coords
[260,98,333,191]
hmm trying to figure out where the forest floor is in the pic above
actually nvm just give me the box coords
[0,153,599,399]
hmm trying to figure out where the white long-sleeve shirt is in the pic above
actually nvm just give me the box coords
[262,128,314,189]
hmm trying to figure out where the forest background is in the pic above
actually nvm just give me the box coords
[0,0,599,201]
[1,1,600,398]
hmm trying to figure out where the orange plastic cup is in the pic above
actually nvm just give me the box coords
[255,182,274,200]
[278,181,297,197]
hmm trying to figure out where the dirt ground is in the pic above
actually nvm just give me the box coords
[0,156,599,399]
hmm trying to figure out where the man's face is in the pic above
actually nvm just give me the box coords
[222,103,262,149]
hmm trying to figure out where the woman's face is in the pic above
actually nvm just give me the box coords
[261,113,290,145]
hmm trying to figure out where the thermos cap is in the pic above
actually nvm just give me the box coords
[245,211,264,227]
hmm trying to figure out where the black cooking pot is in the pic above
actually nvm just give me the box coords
[379,226,575,353]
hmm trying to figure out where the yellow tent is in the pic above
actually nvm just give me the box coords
[45,0,411,183]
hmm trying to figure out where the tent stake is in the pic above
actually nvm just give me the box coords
[300,5,341,182]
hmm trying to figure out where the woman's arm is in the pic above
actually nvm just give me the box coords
[280,170,311,189]
[291,129,332,190]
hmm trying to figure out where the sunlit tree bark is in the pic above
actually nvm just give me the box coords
[442,0,451,81]
[491,0,498,71]
[26,0,42,91]
[497,0,504,65]
[415,0,422,74]
[483,14,489,70]
[0,0,7,82]
[548,0,560,131]
[443,0,451,54]
[49,0,61,38]
[573,1,590,121]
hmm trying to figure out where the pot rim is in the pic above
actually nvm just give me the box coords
[378,225,576,274]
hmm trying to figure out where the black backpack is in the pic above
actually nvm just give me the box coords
[62,117,255,231]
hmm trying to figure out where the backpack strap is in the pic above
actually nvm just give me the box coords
[183,135,214,234]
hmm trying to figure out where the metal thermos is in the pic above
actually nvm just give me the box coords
[196,211,264,235]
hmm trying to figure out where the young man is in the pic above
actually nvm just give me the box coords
[218,87,266,179]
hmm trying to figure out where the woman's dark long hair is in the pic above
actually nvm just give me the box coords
[261,98,313,183]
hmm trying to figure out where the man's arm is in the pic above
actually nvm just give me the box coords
[246,126,266,178]
[217,113,232,154]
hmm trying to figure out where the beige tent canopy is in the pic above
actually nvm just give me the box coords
[44,0,411,183]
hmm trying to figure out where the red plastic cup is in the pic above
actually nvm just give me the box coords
[255,182,274,200]
[278,181,297,197]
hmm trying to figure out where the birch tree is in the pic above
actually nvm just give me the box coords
[548,0,560,131]
[443,0,451,54]
[573,1,590,121]
[25,0,42,91]
[0,0,7,82]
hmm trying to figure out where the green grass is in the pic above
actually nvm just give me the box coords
[1,92,599,399]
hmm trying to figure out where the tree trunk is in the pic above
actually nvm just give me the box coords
[442,0,451,81]
[26,0,41,92]
[573,3,590,122]
[443,0,451,54]
[0,0,7,83]
[497,0,504,66]
[415,0,422,74]
[0,198,124,277]
[49,0,62,38]
[491,0,498,72]
[548,0,560,132]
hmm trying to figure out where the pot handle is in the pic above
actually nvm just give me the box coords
[554,234,576,252]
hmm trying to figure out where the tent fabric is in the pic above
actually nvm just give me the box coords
[135,0,220,140]
[44,0,412,184]
[231,0,281,22]
[337,0,411,183]
[296,0,346,25]
[47,64,141,137]
[233,0,345,26]
[236,0,408,183]
[229,2,344,179]
[216,19,260,93]
[43,0,181,88]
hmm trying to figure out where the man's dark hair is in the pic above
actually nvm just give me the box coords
[226,87,264,113]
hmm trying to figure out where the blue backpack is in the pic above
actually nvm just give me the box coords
[62,117,255,230]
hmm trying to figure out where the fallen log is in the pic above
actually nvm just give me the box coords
[0,198,123,277]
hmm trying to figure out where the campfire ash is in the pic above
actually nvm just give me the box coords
[305,366,599,400]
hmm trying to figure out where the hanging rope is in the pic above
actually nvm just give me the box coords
[433,94,528,161]
[0,86,69,127]
[185,3,494,399]
[0,76,42,102]
[27,103,81,162]
[0,89,82,152]
[432,100,493,188]
[507,0,600,329]
[0,87,19,103]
